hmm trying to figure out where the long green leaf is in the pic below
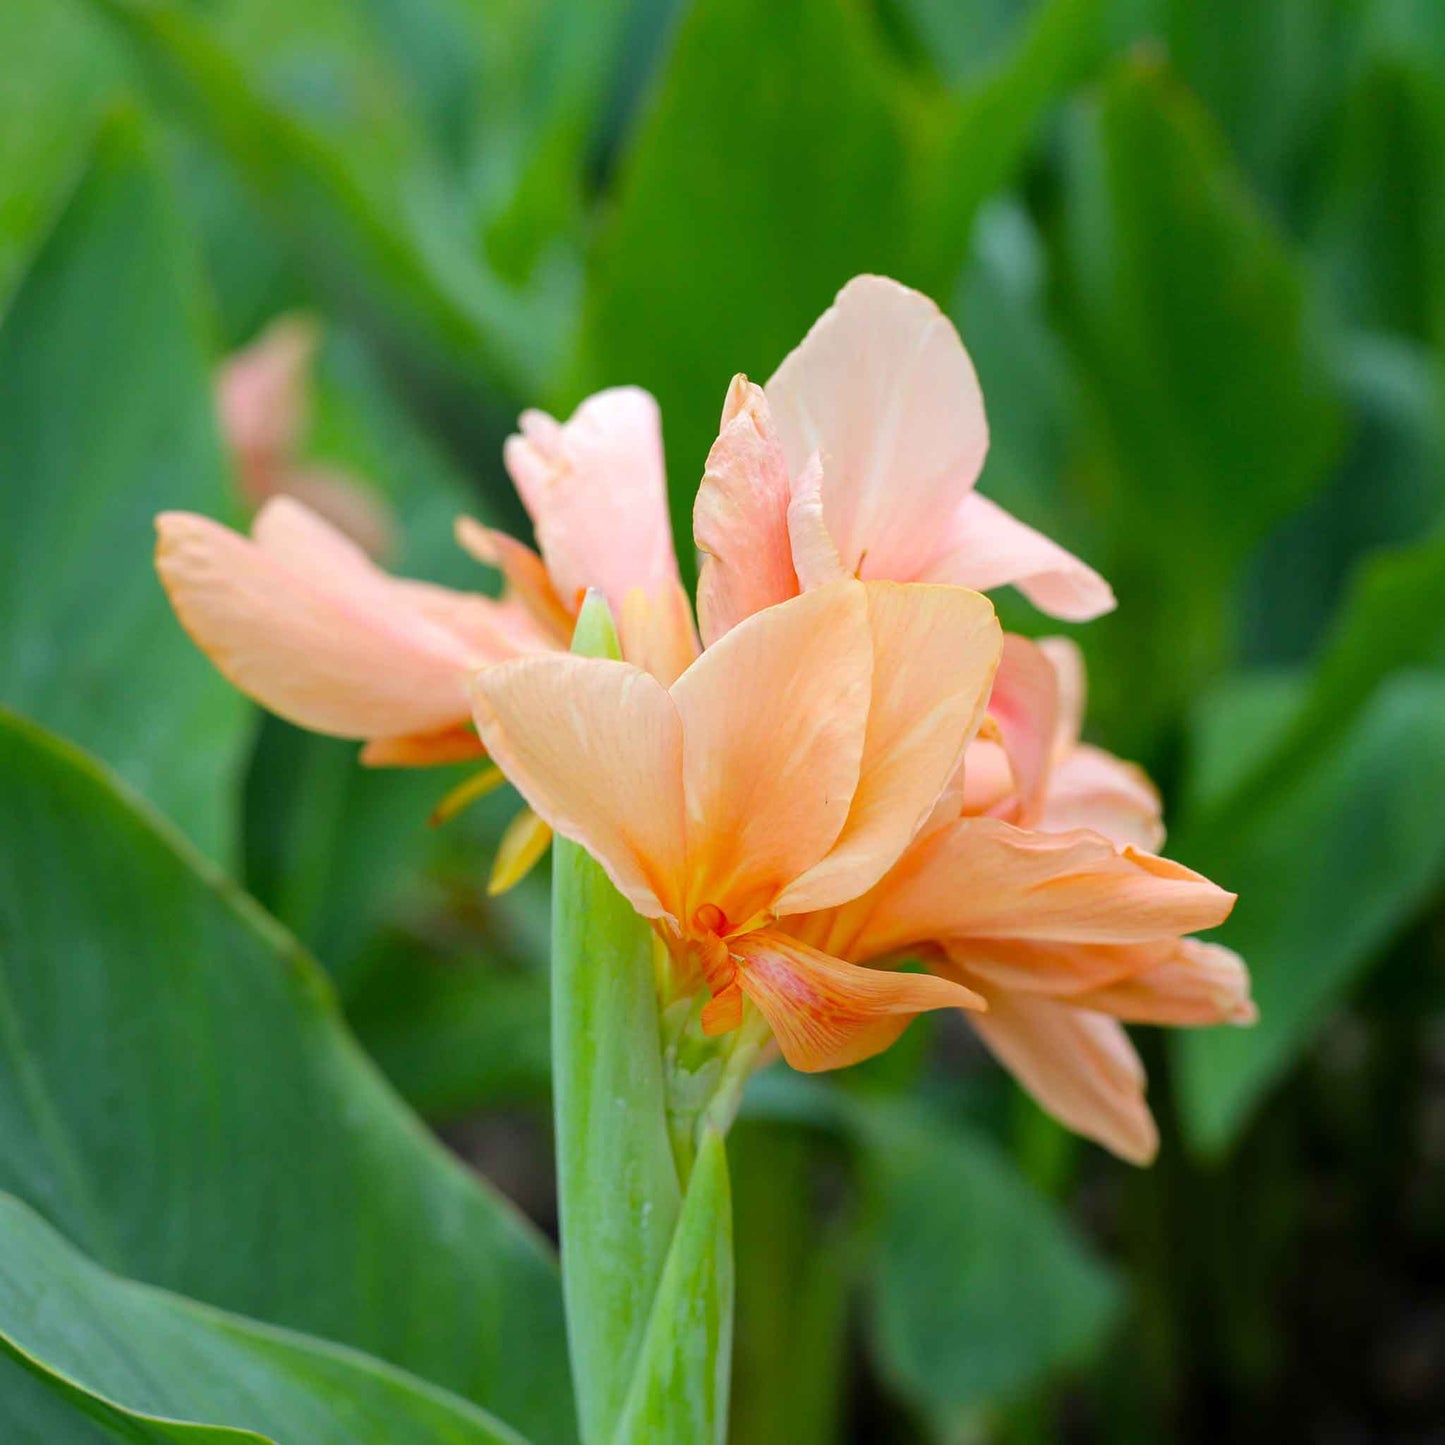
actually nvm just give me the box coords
[610,1128,734,1445]
[0,1194,525,1444]
[0,710,573,1444]
[0,111,250,862]
[551,594,683,1444]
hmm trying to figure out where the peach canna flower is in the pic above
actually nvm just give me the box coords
[694,274,1114,652]
[472,579,1005,1072]
[157,385,697,769]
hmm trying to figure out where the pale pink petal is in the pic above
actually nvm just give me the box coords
[776,583,1001,916]
[503,386,679,615]
[731,930,982,1073]
[957,739,1016,818]
[694,376,799,646]
[849,817,1235,960]
[619,579,701,687]
[945,936,1182,998]
[786,452,848,590]
[970,994,1158,1163]
[670,581,873,929]
[279,466,395,561]
[988,634,1060,820]
[157,509,477,739]
[765,275,988,581]
[918,492,1114,622]
[472,655,686,921]
[1038,636,1086,754]
[1071,940,1256,1026]
[1039,744,1165,852]
[216,316,317,501]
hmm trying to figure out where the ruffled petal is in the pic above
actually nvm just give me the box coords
[776,582,1000,916]
[503,387,680,615]
[670,581,873,928]
[1071,940,1255,1026]
[970,994,1158,1164]
[694,376,799,646]
[472,655,686,920]
[1038,744,1165,852]
[157,506,478,739]
[918,492,1114,622]
[765,275,989,581]
[731,930,982,1072]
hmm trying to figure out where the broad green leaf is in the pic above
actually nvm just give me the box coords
[1176,672,1445,1154]
[851,1097,1120,1415]
[86,0,560,421]
[551,595,683,1445]
[611,1128,734,1445]
[0,1194,524,1444]
[577,0,1099,569]
[0,0,126,307]
[0,113,249,862]
[1054,57,1342,752]
[0,710,572,1444]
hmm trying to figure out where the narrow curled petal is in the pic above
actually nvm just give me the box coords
[671,582,873,928]
[694,376,799,646]
[361,725,485,768]
[987,634,1060,820]
[472,655,686,920]
[731,930,982,1073]
[488,809,554,895]
[1071,941,1256,1026]
[454,516,574,643]
[619,579,701,687]
[786,452,848,591]
[156,508,478,738]
[848,817,1235,961]
[765,275,988,581]
[1038,745,1165,852]
[503,387,679,614]
[776,583,1001,916]
[970,994,1158,1164]
[917,492,1114,622]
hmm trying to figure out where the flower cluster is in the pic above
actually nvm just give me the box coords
[158,276,1251,1163]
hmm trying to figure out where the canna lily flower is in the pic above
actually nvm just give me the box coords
[472,579,1005,1071]
[780,637,1251,1163]
[694,274,1114,653]
[216,315,396,559]
[157,385,697,767]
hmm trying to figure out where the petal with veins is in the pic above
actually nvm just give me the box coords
[472,655,686,920]
[970,993,1158,1164]
[732,930,982,1072]
[1071,940,1255,1026]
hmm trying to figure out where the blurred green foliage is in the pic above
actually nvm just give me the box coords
[2,0,1444,1439]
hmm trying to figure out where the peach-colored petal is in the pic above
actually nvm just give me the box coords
[670,582,873,929]
[969,994,1158,1164]
[1038,744,1165,852]
[472,655,686,921]
[280,466,395,560]
[776,583,1001,916]
[1071,940,1255,1026]
[917,492,1114,622]
[503,386,679,615]
[957,738,1016,818]
[157,509,478,738]
[988,634,1059,820]
[454,516,574,643]
[786,452,848,591]
[361,725,485,768]
[848,817,1235,960]
[944,936,1182,998]
[694,376,799,646]
[1038,636,1086,754]
[765,276,988,581]
[731,930,982,1072]
[619,579,701,687]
